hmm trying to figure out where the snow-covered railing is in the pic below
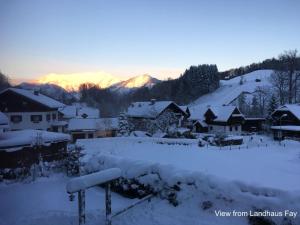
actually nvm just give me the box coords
[66,168,121,193]
[66,168,121,225]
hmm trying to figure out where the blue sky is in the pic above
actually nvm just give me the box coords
[0,0,299,81]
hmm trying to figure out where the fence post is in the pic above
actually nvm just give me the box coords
[78,190,86,225]
[105,183,112,225]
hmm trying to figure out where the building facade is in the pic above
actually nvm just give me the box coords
[0,88,66,132]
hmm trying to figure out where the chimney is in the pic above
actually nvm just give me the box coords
[150,99,156,105]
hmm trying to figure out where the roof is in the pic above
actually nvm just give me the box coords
[0,129,70,152]
[59,105,100,119]
[188,104,209,121]
[68,118,118,131]
[0,112,9,127]
[179,105,189,112]
[274,104,300,120]
[193,120,208,127]
[1,88,65,109]
[271,126,300,132]
[126,101,185,118]
[208,105,242,122]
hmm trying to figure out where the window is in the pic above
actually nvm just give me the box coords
[235,126,238,131]
[210,126,213,131]
[230,126,233,131]
[88,133,94,139]
[46,114,51,121]
[10,115,22,123]
[52,113,57,120]
[31,115,42,123]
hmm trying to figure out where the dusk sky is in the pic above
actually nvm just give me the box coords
[0,0,299,82]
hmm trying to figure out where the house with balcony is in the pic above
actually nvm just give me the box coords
[270,104,300,140]
[0,88,66,132]
[187,104,245,135]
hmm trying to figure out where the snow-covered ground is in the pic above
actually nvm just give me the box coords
[191,70,273,106]
[0,174,250,225]
[78,135,300,192]
[1,135,300,225]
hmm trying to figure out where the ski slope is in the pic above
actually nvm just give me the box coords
[191,70,273,107]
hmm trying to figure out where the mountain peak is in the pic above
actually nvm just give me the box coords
[110,74,161,93]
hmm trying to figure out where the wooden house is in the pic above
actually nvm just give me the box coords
[204,105,245,134]
[270,104,300,140]
[0,88,66,132]
[126,100,188,132]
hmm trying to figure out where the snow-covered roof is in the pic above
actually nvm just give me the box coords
[0,129,70,152]
[188,105,208,121]
[126,101,184,118]
[209,105,242,122]
[193,120,208,128]
[274,104,300,120]
[68,118,118,131]
[59,105,100,119]
[0,112,9,128]
[179,105,189,113]
[271,126,300,132]
[1,88,65,109]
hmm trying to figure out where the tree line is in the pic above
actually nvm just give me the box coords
[79,64,220,117]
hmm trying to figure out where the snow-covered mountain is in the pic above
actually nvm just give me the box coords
[110,74,161,93]
[37,72,122,91]
[16,82,77,102]
[191,69,274,107]
[36,72,161,93]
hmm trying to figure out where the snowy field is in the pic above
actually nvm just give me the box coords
[78,135,300,192]
[1,135,300,225]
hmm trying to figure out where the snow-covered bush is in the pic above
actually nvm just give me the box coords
[65,144,84,176]
[81,154,300,225]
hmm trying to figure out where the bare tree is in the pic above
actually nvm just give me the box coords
[270,71,288,105]
[254,86,271,116]
[278,50,298,103]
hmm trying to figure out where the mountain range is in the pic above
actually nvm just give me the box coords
[16,74,161,102]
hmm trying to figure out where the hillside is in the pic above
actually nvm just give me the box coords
[191,69,273,107]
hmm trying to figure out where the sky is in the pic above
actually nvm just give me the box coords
[0,0,300,82]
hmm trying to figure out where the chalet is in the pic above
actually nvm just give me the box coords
[0,112,9,133]
[126,100,188,132]
[0,129,70,170]
[205,105,245,134]
[0,88,66,132]
[68,118,118,142]
[270,104,300,140]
